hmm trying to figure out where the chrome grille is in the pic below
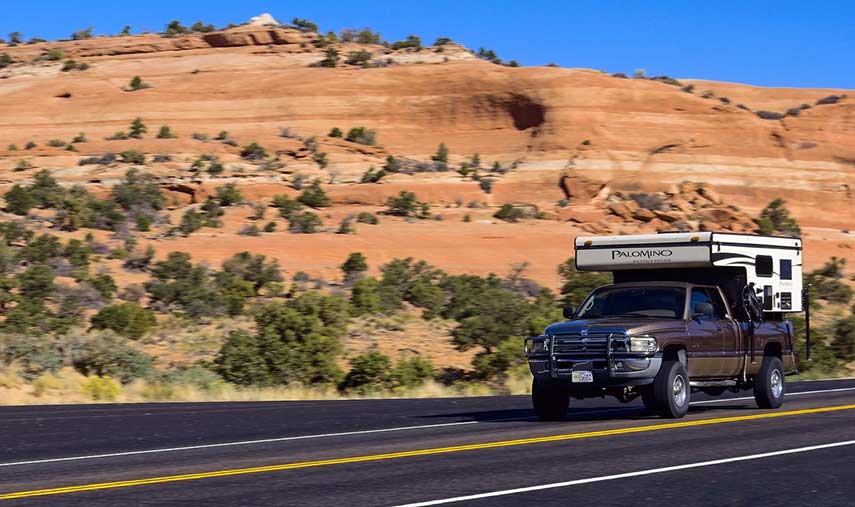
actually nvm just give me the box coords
[551,333,610,357]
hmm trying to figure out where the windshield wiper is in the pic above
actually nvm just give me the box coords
[613,312,659,318]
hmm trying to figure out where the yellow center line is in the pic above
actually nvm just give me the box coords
[2,403,854,501]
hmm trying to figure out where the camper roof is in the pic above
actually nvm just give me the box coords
[574,232,804,313]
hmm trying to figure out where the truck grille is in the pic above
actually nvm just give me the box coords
[551,333,610,357]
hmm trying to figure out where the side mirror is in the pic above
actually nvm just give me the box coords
[693,302,714,319]
[563,306,576,319]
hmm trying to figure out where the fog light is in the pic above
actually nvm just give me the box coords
[615,361,624,370]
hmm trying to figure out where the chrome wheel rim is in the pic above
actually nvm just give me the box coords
[771,369,783,398]
[673,374,687,407]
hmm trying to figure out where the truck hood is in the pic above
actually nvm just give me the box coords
[543,318,685,337]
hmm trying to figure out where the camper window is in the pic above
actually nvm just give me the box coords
[756,255,773,277]
[780,259,793,280]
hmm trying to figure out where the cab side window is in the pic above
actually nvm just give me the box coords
[704,288,729,320]
[690,288,713,318]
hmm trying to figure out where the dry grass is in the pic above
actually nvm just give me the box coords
[0,364,530,406]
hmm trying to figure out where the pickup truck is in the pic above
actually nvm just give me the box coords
[524,281,796,419]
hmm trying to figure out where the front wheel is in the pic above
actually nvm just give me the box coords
[532,379,569,421]
[651,359,690,418]
[753,356,785,409]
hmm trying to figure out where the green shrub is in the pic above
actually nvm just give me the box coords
[350,277,382,315]
[72,27,94,40]
[45,49,64,61]
[191,21,216,33]
[263,221,277,232]
[89,273,117,300]
[128,117,147,138]
[390,356,434,388]
[328,127,343,138]
[345,50,372,66]
[119,150,146,164]
[345,127,377,145]
[288,211,322,233]
[240,142,267,160]
[72,333,153,383]
[164,20,190,37]
[390,35,422,50]
[340,252,368,283]
[156,125,177,139]
[271,194,304,218]
[432,143,449,164]
[340,351,392,393]
[4,184,35,215]
[360,167,386,183]
[297,180,331,208]
[557,257,612,306]
[756,198,800,236]
[47,139,65,148]
[356,212,379,225]
[291,18,318,32]
[14,158,33,171]
[0,334,61,380]
[0,53,12,69]
[179,210,206,235]
[215,183,243,206]
[221,252,283,294]
[91,302,156,339]
[72,132,87,143]
[807,258,853,304]
[128,76,149,91]
[318,47,340,67]
[385,191,429,218]
[111,168,165,212]
[24,141,37,150]
[214,298,345,386]
[493,204,527,222]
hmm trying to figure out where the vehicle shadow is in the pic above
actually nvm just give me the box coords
[416,402,757,424]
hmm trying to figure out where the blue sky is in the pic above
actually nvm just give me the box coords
[1,0,852,88]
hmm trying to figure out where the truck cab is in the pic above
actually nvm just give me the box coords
[525,232,803,420]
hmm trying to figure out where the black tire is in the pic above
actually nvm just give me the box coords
[532,379,569,421]
[651,359,690,418]
[640,386,658,415]
[753,356,785,409]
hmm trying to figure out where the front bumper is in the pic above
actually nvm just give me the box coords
[525,333,662,388]
[527,356,662,387]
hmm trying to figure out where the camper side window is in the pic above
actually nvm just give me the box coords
[756,255,773,277]
[780,259,792,280]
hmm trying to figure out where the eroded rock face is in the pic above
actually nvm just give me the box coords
[202,28,309,47]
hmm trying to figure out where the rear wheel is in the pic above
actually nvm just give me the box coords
[753,356,785,409]
[651,359,690,418]
[532,379,569,421]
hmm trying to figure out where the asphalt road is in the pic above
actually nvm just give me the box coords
[1,378,854,506]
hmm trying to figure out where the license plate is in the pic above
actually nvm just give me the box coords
[572,370,593,383]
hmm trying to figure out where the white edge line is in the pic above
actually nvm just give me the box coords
[390,440,855,507]
[690,387,855,405]
[0,421,478,468]
[3,385,852,468]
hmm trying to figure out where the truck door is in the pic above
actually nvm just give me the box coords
[707,287,741,376]
[688,288,724,377]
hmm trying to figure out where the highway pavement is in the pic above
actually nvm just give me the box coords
[1,378,854,506]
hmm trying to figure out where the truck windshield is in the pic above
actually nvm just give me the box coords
[576,287,686,319]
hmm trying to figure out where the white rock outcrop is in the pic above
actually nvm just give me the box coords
[248,13,280,26]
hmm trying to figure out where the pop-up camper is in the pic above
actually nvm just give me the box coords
[525,232,805,420]
[574,232,803,313]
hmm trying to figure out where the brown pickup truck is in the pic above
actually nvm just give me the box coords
[524,281,796,419]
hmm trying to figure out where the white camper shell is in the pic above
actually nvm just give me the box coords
[574,232,803,313]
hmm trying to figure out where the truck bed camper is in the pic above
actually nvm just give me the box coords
[525,232,807,420]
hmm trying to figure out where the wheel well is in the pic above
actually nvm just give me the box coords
[662,346,687,365]
[764,342,782,359]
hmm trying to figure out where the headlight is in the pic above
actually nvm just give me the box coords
[628,336,658,354]
[525,337,549,355]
